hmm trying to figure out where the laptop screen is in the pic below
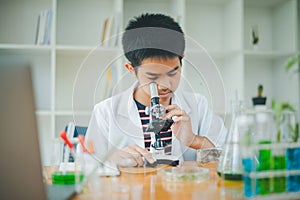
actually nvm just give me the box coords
[0,65,48,199]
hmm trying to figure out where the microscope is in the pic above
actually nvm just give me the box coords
[145,82,179,166]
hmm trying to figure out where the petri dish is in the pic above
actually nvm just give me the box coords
[159,166,210,183]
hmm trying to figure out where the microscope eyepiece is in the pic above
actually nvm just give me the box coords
[149,82,159,106]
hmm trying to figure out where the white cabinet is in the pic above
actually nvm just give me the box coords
[0,0,299,164]
[243,0,298,108]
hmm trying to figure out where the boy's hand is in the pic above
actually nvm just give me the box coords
[165,104,195,147]
[165,104,214,149]
[108,144,156,167]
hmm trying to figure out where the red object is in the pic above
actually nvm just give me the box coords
[78,135,88,152]
[60,131,74,149]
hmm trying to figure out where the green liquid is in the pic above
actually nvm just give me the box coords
[273,155,286,169]
[258,141,271,171]
[217,171,243,181]
[257,178,270,195]
[257,141,271,195]
[273,155,286,193]
[52,172,84,185]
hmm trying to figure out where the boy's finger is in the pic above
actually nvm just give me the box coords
[132,145,156,164]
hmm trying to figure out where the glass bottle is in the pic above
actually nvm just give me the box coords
[217,100,244,181]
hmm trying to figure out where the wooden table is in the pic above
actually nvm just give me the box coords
[71,161,245,200]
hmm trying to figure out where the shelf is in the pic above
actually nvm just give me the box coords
[1,0,299,166]
[36,110,93,116]
[244,0,288,8]
[0,44,51,50]
[54,111,92,116]
[0,44,51,54]
[0,0,52,44]
[56,45,95,51]
[209,50,241,60]
[124,0,180,29]
[0,44,121,55]
[55,45,122,56]
[244,0,297,52]
[0,50,52,110]
[36,110,52,116]
[186,49,242,61]
[56,0,116,46]
[186,0,242,52]
[187,0,228,4]
[244,51,298,109]
[244,50,295,59]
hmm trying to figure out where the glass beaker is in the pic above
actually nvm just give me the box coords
[217,100,244,181]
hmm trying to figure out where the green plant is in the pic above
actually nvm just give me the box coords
[285,54,300,74]
[271,100,297,142]
[289,121,299,143]
[271,55,300,142]
[252,25,259,45]
[257,84,263,97]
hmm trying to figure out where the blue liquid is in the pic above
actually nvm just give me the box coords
[242,158,256,198]
[286,148,300,192]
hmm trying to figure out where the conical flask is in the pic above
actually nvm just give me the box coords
[217,100,244,180]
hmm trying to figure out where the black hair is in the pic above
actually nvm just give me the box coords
[122,13,185,69]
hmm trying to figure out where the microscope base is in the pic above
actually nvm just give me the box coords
[146,154,179,167]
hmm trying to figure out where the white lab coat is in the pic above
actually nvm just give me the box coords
[85,82,227,161]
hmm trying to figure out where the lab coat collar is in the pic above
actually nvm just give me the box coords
[117,81,140,120]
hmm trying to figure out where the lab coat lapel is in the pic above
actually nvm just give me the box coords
[114,83,145,148]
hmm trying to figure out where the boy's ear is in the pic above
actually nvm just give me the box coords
[125,63,136,77]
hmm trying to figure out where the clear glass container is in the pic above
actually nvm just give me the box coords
[197,147,222,164]
[217,100,244,180]
[159,166,209,183]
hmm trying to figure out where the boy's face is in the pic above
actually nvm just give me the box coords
[127,56,182,103]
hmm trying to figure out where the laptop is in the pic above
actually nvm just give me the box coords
[0,65,76,200]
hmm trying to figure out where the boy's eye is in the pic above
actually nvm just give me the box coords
[148,76,158,80]
[167,73,177,77]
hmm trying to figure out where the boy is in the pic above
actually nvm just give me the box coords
[85,13,227,167]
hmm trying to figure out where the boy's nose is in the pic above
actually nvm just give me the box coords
[157,80,171,91]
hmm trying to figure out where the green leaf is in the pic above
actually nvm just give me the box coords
[276,130,281,143]
[282,103,295,112]
[285,55,300,73]
[294,123,299,142]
